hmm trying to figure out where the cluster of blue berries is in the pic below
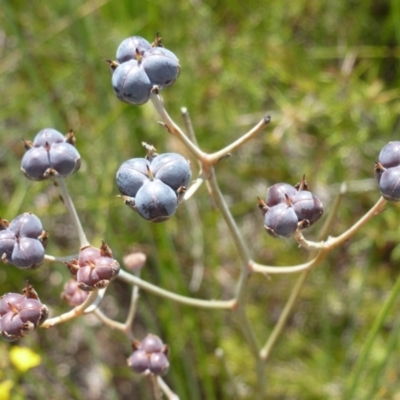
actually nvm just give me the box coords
[259,177,323,238]
[375,141,400,201]
[0,213,47,269]
[21,128,81,181]
[127,334,169,376]
[109,34,180,105]
[0,283,48,342]
[116,145,191,222]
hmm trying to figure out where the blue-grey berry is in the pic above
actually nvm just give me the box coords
[134,180,178,222]
[112,60,153,105]
[379,165,400,201]
[116,158,150,197]
[150,153,191,192]
[116,36,152,64]
[141,47,180,88]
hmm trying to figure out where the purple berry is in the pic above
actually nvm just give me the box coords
[11,237,45,269]
[149,352,169,375]
[290,190,323,227]
[378,141,400,169]
[264,203,299,238]
[378,165,400,201]
[33,128,65,147]
[139,334,165,353]
[266,183,297,207]
[127,350,150,374]
[9,213,43,238]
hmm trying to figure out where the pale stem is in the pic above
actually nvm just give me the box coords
[157,377,180,400]
[93,283,139,336]
[260,270,310,361]
[182,175,204,202]
[149,374,162,400]
[117,269,235,309]
[41,290,100,328]
[181,107,198,146]
[150,95,206,162]
[45,254,79,263]
[207,115,271,164]
[250,253,324,274]
[293,197,388,251]
[94,309,127,332]
[54,177,90,248]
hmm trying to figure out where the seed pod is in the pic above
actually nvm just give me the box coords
[74,243,120,291]
[134,179,178,222]
[290,190,323,227]
[378,165,400,201]
[264,202,299,238]
[116,36,152,64]
[127,350,150,374]
[149,352,169,375]
[150,153,191,192]
[116,158,150,197]
[265,183,297,207]
[378,141,400,169]
[111,60,153,105]
[61,279,90,307]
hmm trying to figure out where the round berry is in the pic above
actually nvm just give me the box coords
[141,47,180,88]
[9,213,43,239]
[149,352,169,375]
[264,203,299,238]
[0,230,16,263]
[139,334,164,353]
[378,165,400,201]
[134,180,178,222]
[48,142,81,177]
[21,146,51,181]
[378,141,400,169]
[116,36,152,64]
[33,128,65,147]
[11,237,45,269]
[290,190,323,226]
[150,153,191,192]
[266,183,297,207]
[116,158,150,197]
[127,350,150,374]
[112,60,153,105]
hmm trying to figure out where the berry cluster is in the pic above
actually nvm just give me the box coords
[0,284,48,342]
[116,146,191,222]
[375,141,400,201]
[127,334,169,376]
[21,128,81,181]
[259,177,323,238]
[0,213,47,269]
[109,34,180,105]
[65,242,120,291]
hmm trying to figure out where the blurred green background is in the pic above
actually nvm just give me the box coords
[1,0,400,399]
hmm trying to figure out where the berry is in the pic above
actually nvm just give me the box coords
[68,242,120,291]
[378,141,400,169]
[141,47,180,88]
[116,36,152,64]
[116,158,150,197]
[150,153,191,192]
[264,202,299,238]
[33,128,65,147]
[378,165,400,201]
[21,129,81,181]
[127,334,169,376]
[127,350,149,374]
[9,213,43,238]
[134,179,178,222]
[0,285,48,342]
[149,352,169,375]
[290,190,323,227]
[0,213,46,269]
[140,334,164,353]
[61,279,90,307]
[11,238,46,269]
[111,60,153,105]
[265,183,297,207]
